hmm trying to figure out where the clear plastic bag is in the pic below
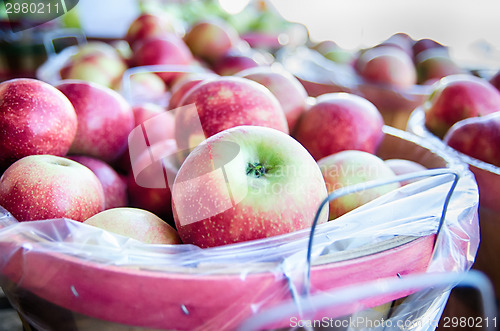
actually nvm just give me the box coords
[0,127,480,331]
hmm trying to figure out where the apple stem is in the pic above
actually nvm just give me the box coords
[246,162,266,178]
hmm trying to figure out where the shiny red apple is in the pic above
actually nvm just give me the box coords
[0,155,104,222]
[443,112,500,167]
[0,78,77,171]
[57,80,135,163]
[175,76,289,161]
[423,74,500,138]
[293,93,384,161]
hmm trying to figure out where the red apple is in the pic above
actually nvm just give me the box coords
[293,93,384,161]
[443,112,500,167]
[84,207,181,245]
[415,49,463,85]
[384,159,427,186]
[184,19,239,64]
[57,80,135,163]
[125,13,176,50]
[127,139,180,223]
[175,76,289,161]
[318,150,400,220]
[211,51,262,76]
[172,126,328,248]
[68,155,128,210]
[133,103,175,145]
[356,46,417,89]
[168,72,218,110]
[235,65,308,131]
[0,155,104,222]
[60,41,128,89]
[132,35,194,84]
[0,78,77,171]
[423,74,500,138]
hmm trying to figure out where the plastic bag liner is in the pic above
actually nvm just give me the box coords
[407,107,500,299]
[0,128,479,330]
[238,270,497,331]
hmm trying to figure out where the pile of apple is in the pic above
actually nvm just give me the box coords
[311,32,465,89]
[0,11,431,249]
[420,73,500,168]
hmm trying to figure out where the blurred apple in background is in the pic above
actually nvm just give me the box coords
[211,51,263,76]
[57,80,135,163]
[412,38,448,60]
[384,159,428,186]
[60,41,128,89]
[235,65,308,131]
[311,40,355,65]
[125,13,176,50]
[318,150,400,220]
[184,18,240,64]
[127,139,180,224]
[68,155,128,210]
[172,126,328,248]
[378,32,415,57]
[0,155,104,222]
[175,76,289,161]
[443,112,500,167]
[0,78,77,171]
[423,74,500,138]
[415,48,463,85]
[132,35,194,84]
[84,207,182,245]
[293,93,384,161]
[355,46,417,89]
[117,71,168,106]
[489,69,500,92]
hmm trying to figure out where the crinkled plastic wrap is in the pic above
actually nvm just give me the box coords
[408,107,500,300]
[0,127,479,331]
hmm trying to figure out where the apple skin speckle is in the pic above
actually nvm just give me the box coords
[171,126,328,248]
[0,78,78,171]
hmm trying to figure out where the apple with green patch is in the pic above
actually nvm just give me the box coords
[172,126,328,248]
[184,19,239,64]
[318,150,400,220]
[84,207,181,245]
